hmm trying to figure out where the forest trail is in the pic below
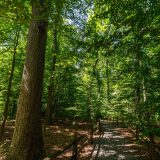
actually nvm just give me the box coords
[90,120,148,160]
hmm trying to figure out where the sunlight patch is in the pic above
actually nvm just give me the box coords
[117,154,125,160]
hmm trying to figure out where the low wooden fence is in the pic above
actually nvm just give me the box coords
[44,120,101,160]
[127,126,160,160]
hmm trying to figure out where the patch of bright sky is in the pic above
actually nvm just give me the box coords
[64,0,93,30]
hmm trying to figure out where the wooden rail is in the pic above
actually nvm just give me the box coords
[43,120,100,160]
[128,127,160,160]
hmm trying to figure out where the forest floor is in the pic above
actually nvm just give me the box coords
[0,120,92,160]
[0,120,149,160]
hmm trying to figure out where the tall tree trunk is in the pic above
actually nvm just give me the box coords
[45,26,58,125]
[92,54,101,121]
[45,0,64,124]
[45,0,64,125]
[135,50,141,117]
[86,81,92,121]
[106,58,110,103]
[134,46,141,140]
[0,27,20,140]
[7,1,48,160]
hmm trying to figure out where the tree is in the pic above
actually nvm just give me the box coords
[45,0,64,125]
[0,0,159,159]
[0,26,20,140]
[7,0,49,159]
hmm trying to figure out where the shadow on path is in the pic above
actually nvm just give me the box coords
[90,121,148,160]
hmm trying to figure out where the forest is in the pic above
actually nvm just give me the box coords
[0,0,160,160]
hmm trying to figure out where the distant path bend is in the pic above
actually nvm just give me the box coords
[90,120,148,160]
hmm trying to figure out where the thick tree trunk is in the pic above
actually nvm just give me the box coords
[0,28,20,140]
[7,1,48,160]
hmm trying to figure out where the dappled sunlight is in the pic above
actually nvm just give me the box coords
[23,65,29,92]
[0,122,14,159]
[80,144,93,158]
[111,135,124,139]
[44,122,92,158]
[101,149,117,156]
[90,121,149,160]
[77,130,88,135]
[0,120,150,160]
[117,154,125,160]
[123,149,137,153]
[123,143,139,147]
[56,151,72,160]
[64,128,70,132]
[0,121,92,159]
[54,130,62,134]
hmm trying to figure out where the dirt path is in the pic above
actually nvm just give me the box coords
[90,120,148,160]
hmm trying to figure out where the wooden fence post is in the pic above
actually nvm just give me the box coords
[98,119,101,134]
[149,133,157,160]
[90,122,93,144]
[72,125,78,160]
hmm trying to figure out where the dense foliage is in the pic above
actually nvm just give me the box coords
[0,0,160,156]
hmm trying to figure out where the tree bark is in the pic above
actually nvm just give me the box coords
[7,1,48,160]
[134,40,142,140]
[135,50,141,119]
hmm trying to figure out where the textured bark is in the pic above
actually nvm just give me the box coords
[7,1,48,160]
[0,28,20,140]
